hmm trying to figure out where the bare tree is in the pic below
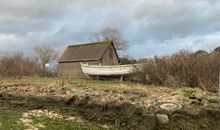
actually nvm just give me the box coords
[33,44,59,74]
[90,27,128,50]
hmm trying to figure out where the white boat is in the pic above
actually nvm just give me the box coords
[81,63,143,76]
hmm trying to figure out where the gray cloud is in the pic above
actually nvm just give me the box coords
[0,0,220,58]
[131,0,220,41]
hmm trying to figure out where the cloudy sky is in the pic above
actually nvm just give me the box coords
[0,0,220,58]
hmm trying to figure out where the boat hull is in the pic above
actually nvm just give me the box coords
[81,63,143,76]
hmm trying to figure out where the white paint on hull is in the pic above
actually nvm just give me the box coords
[81,63,143,76]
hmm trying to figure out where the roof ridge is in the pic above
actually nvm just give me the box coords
[68,40,112,47]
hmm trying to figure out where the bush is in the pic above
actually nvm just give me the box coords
[119,56,136,65]
[139,50,220,92]
[0,52,41,78]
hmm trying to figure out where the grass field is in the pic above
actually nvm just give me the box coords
[0,77,220,130]
[0,77,120,130]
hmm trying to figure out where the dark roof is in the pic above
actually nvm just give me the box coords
[59,41,117,62]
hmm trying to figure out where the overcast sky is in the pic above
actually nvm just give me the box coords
[0,0,220,58]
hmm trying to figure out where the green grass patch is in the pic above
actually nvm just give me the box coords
[32,117,114,130]
[181,87,201,97]
[0,108,117,130]
[0,108,27,130]
[0,77,58,86]
[31,116,116,130]
[27,77,58,84]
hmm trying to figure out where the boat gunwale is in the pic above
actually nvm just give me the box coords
[80,63,144,68]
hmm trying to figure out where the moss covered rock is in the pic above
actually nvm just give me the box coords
[207,96,220,103]
[156,114,169,125]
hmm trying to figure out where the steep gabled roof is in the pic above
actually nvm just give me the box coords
[59,41,115,63]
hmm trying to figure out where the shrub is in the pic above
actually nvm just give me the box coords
[119,56,136,65]
[139,50,220,92]
[0,52,41,78]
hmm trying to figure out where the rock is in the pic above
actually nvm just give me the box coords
[156,114,169,125]
[189,99,200,105]
[201,99,209,107]
[9,100,26,105]
[189,93,196,99]
[66,91,71,95]
[195,93,205,101]
[207,96,220,103]
[48,89,55,93]
[36,123,45,128]
[65,96,79,105]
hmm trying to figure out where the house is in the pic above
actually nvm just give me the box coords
[58,41,119,78]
